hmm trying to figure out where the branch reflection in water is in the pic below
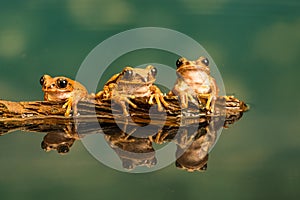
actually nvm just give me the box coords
[39,119,219,171]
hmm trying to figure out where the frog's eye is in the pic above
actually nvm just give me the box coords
[150,67,157,77]
[41,141,47,150]
[123,69,133,80]
[201,57,209,66]
[175,161,183,169]
[176,58,184,68]
[200,164,208,171]
[57,145,69,154]
[39,76,45,85]
[57,79,68,88]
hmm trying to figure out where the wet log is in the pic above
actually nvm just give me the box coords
[0,96,248,135]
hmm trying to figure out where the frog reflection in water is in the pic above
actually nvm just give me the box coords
[170,56,219,111]
[41,131,76,154]
[105,133,157,170]
[40,75,88,117]
[175,127,212,172]
[41,124,79,154]
[96,65,169,116]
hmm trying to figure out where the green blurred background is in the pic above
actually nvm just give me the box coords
[0,0,299,199]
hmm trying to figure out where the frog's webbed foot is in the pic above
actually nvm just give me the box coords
[63,124,80,140]
[62,97,76,117]
[148,86,169,112]
[198,93,214,112]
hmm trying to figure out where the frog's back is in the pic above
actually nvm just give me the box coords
[104,73,121,86]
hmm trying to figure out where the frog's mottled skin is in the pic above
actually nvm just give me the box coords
[96,65,168,115]
[170,56,218,111]
[40,75,88,117]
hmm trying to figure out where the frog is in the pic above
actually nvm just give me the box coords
[40,74,89,117]
[169,56,219,111]
[95,65,168,116]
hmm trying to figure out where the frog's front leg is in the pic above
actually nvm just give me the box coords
[187,93,203,108]
[112,94,137,116]
[179,93,188,109]
[179,93,198,109]
[198,93,214,111]
[149,130,169,144]
[148,86,169,112]
[63,96,82,117]
[62,97,74,117]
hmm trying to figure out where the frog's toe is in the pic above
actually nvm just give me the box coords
[62,100,73,117]
[64,110,71,117]
[160,97,169,108]
[126,100,137,109]
[148,97,154,105]
[180,102,188,109]
[156,102,164,112]
[64,107,73,117]
[123,110,130,116]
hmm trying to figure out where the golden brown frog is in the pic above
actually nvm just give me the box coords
[170,56,219,111]
[96,65,168,116]
[40,75,88,117]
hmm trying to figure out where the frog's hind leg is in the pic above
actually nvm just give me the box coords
[95,85,111,100]
[122,97,137,109]
[94,91,104,99]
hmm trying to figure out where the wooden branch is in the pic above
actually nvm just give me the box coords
[0,96,248,135]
